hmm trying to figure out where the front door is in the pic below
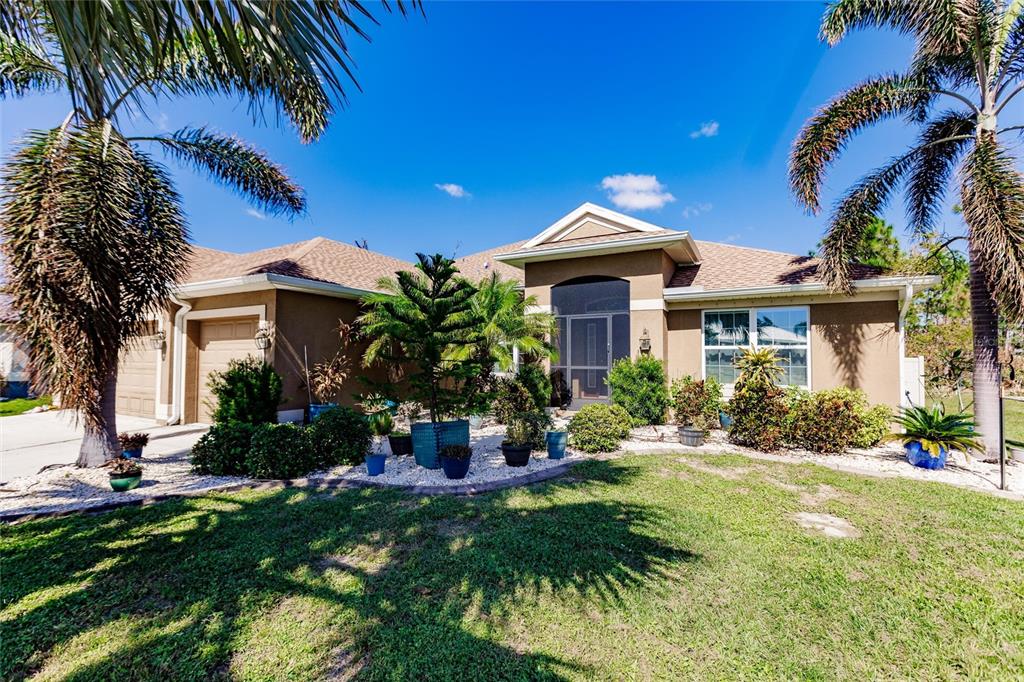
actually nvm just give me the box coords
[567,315,611,406]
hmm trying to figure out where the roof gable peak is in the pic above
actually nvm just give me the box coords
[523,203,674,248]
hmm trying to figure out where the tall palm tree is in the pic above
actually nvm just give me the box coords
[0,1,415,466]
[790,0,1024,459]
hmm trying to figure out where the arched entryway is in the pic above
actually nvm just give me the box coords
[550,276,630,407]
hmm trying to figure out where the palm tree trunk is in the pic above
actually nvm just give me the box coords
[968,245,1002,460]
[76,371,120,467]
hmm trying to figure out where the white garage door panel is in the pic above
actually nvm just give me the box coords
[197,318,259,423]
[116,340,157,418]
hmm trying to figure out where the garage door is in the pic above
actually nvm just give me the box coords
[116,327,157,418]
[197,317,259,423]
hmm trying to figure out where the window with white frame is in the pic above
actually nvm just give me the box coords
[702,307,809,387]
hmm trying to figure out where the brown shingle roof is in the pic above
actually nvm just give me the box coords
[668,241,885,291]
[454,240,527,283]
[183,237,413,292]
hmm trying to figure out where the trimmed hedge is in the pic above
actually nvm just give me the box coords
[191,422,257,476]
[608,356,669,426]
[246,423,315,479]
[568,403,632,453]
[206,357,283,425]
[306,405,373,467]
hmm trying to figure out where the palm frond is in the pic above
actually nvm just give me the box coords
[790,73,933,213]
[145,126,304,217]
[0,33,63,98]
[959,135,1024,324]
[906,110,975,232]
[821,0,971,54]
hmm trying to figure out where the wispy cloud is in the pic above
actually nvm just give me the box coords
[722,233,741,243]
[681,202,713,219]
[246,208,266,220]
[435,183,471,198]
[155,112,170,132]
[600,174,675,211]
[689,120,719,139]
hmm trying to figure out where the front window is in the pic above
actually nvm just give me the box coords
[703,307,809,387]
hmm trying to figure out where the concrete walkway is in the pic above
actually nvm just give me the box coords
[0,410,206,482]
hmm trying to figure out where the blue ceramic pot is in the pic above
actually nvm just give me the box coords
[719,410,733,429]
[308,403,338,422]
[905,441,947,470]
[365,453,386,476]
[440,455,471,479]
[411,420,470,469]
[546,430,567,459]
[122,448,143,460]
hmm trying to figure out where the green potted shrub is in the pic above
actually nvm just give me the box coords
[386,401,418,455]
[359,254,489,469]
[439,443,472,479]
[501,411,550,467]
[118,432,149,459]
[366,411,392,476]
[108,457,142,492]
[670,376,721,447]
[894,405,981,470]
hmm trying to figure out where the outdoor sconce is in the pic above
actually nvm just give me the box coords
[148,329,166,351]
[254,323,273,351]
[639,328,652,354]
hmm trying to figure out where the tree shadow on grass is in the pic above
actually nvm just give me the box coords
[1,460,698,680]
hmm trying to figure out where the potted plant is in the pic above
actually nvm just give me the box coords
[365,411,392,476]
[118,432,150,459]
[307,321,355,422]
[439,444,473,479]
[501,411,549,467]
[893,405,981,470]
[545,428,568,459]
[387,401,418,455]
[109,457,143,491]
[670,376,722,447]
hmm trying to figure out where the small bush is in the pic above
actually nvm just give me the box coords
[191,422,257,476]
[787,387,864,454]
[505,411,551,450]
[855,403,893,449]
[727,348,788,451]
[670,376,722,431]
[246,423,315,479]
[207,357,283,425]
[307,405,373,468]
[493,376,536,424]
[516,363,551,410]
[117,432,150,450]
[608,356,669,426]
[568,403,632,453]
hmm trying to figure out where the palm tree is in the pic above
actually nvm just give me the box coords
[0,1,415,466]
[790,0,1024,459]
[463,272,557,372]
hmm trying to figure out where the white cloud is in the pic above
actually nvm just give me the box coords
[722,233,741,243]
[246,208,266,220]
[681,202,713,219]
[689,120,719,139]
[435,183,471,198]
[155,112,170,132]
[600,174,676,211]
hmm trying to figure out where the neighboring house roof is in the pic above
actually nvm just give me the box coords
[454,240,527,283]
[667,241,886,291]
[182,237,414,292]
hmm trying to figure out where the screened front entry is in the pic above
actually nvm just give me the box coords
[550,277,630,407]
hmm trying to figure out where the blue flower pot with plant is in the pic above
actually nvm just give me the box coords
[439,444,473,479]
[894,405,980,471]
[545,430,567,459]
[308,402,337,422]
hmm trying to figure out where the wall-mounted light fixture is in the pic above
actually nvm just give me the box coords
[148,329,166,351]
[639,328,652,354]
[255,322,273,351]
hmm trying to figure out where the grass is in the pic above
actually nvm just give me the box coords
[0,395,51,417]
[2,454,1022,680]
[935,393,1024,443]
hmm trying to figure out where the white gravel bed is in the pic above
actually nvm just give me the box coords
[0,430,246,518]
[310,425,585,488]
[619,427,1023,498]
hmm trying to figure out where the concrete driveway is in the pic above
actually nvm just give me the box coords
[0,410,207,482]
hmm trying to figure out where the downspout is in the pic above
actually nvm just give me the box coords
[898,283,915,407]
[166,293,192,425]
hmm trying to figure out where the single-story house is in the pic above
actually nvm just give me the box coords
[0,294,32,398]
[123,203,933,424]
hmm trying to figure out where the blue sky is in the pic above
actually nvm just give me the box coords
[0,2,985,261]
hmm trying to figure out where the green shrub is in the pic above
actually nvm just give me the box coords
[307,405,373,468]
[608,356,669,426]
[191,422,257,476]
[207,357,283,425]
[492,376,536,424]
[787,387,864,454]
[670,375,722,431]
[505,410,551,450]
[728,348,788,451]
[246,423,315,479]
[855,403,893,449]
[568,403,632,453]
[516,363,551,410]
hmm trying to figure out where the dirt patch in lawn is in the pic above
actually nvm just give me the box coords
[676,458,752,481]
[791,511,862,539]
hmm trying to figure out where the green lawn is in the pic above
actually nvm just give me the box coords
[0,395,51,417]
[935,394,1024,443]
[2,454,1022,680]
